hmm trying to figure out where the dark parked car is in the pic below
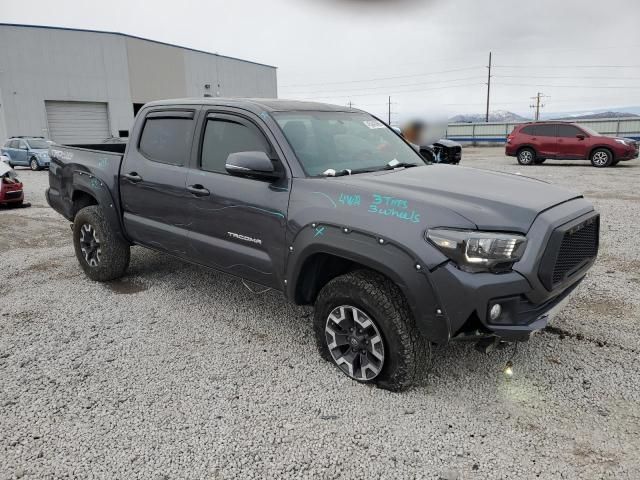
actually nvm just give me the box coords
[1,136,52,170]
[506,122,638,167]
[420,139,462,165]
[47,98,599,390]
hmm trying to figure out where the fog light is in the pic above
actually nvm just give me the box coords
[503,360,514,378]
[489,303,502,321]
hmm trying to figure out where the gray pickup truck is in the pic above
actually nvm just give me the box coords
[47,98,599,390]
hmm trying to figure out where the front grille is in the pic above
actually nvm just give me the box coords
[538,214,599,291]
[552,220,598,284]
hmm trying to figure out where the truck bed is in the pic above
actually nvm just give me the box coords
[47,143,124,222]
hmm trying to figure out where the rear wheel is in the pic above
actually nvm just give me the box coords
[517,148,536,165]
[29,158,40,171]
[590,148,613,168]
[313,270,429,391]
[73,205,130,281]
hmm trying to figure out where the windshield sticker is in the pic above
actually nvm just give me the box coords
[368,194,421,223]
[363,120,385,130]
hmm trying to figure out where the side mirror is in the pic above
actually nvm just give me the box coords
[225,151,280,180]
[576,134,585,140]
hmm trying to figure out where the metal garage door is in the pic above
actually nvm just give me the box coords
[45,101,110,144]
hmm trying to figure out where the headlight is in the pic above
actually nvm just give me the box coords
[426,228,527,273]
[614,139,629,146]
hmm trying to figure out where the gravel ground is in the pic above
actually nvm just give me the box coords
[1,150,639,479]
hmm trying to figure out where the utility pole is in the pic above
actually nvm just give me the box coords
[529,92,547,121]
[388,96,391,125]
[485,51,492,122]
[347,100,352,109]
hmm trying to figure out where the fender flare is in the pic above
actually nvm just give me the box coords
[285,223,451,343]
[72,171,129,243]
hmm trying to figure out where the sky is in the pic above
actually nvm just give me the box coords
[2,0,640,121]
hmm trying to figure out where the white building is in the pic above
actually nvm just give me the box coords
[0,23,278,144]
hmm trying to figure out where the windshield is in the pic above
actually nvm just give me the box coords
[26,139,50,149]
[579,126,600,136]
[273,111,426,176]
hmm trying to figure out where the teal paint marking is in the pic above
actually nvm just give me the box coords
[312,192,337,208]
[97,158,109,169]
[314,226,326,237]
[338,193,361,206]
[368,194,420,223]
[260,111,269,121]
[90,177,101,189]
[270,185,289,192]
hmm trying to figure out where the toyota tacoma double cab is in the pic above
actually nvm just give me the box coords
[47,98,599,390]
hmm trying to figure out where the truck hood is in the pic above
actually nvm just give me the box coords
[338,164,581,233]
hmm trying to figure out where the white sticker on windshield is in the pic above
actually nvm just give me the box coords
[363,120,385,129]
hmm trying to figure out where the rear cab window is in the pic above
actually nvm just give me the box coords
[138,111,195,165]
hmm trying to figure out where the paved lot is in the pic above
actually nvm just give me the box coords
[1,149,639,479]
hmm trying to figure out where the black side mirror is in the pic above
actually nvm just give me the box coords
[576,134,585,140]
[226,151,280,180]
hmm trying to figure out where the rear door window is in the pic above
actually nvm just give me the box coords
[520,125,537,135]
[557,125,583,138]
[536,124,557,137]
[138,112,195,165]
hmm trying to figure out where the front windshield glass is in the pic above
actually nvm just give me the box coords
[273,111,426,176]
[580,126,600,136]
[26,139,50,149]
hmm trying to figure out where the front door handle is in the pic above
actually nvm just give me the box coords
[123,172,143,183]
[187,184,210,197]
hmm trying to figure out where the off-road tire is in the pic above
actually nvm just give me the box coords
[30,157,40,171]
[73,205,130,281]
[517,148,536,165]
[590,148,613,168]
[313,269,429,391]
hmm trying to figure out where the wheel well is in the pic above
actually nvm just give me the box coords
[517,145,536,156]
[295,253,377,305]
[71,190,98,217]
[590,146,613,159]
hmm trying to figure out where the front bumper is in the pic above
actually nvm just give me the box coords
[428,198,597,341]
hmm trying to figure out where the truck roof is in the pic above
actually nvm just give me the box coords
[143,98,358,114]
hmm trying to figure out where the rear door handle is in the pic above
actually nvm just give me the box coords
[187,184,210,197]
[123,172,143,183]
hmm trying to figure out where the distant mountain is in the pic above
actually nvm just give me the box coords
[449,110,530,123]
[550,111,639,120]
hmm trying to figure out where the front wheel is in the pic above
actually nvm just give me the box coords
[591,148,613,168]
[313,270,428,391]
[30,158,40,171]
[517,148,536,165]
[73,205,130,281]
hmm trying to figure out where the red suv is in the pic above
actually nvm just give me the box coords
[506,122,638,168]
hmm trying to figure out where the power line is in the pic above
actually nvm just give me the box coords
[279,66,483,89]
[285,81,485,100]
[496,74,640,80]
[494,82,640,89]
[494,64,640,69]
[279,76,485,96]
